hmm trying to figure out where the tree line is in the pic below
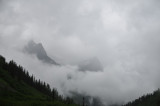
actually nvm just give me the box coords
[123,89,160,106]
[0,55,74,105]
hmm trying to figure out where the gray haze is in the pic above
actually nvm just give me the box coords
[0,0,160,105]
[78,57,103,72]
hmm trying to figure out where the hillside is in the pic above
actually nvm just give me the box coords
[1,54,160,106]
[123,89,160,106]
[0,55,77,106]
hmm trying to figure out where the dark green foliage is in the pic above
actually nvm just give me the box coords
[0,55,77,106]
[83,97,84,106]
[123,89,160,106]
[70,91,104,106]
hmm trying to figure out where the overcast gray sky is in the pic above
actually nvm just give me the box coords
[0,0,160,105]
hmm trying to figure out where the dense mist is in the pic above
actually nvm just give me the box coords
[0,0,160,105]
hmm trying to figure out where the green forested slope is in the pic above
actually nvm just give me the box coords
[123,89,160,106]
[0,55,78,106]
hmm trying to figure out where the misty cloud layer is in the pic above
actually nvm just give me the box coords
[0,0,160,105]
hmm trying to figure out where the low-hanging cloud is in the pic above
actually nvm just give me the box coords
[1,0,160,105]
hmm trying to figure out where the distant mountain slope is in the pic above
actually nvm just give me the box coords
[70,91,104,106]
[123,89,160,106]
[0,55,76,106]
[24,40,59,65]
[78,57,103,72]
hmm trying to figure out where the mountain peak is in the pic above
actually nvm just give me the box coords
[24,40,60,65]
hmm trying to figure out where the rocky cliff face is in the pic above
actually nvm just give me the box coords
[24,40,59,65]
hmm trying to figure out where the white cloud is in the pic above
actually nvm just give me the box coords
[1,0,160,105]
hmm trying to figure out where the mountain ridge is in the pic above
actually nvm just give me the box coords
[0,55,77,106]
[24,40,60,65]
